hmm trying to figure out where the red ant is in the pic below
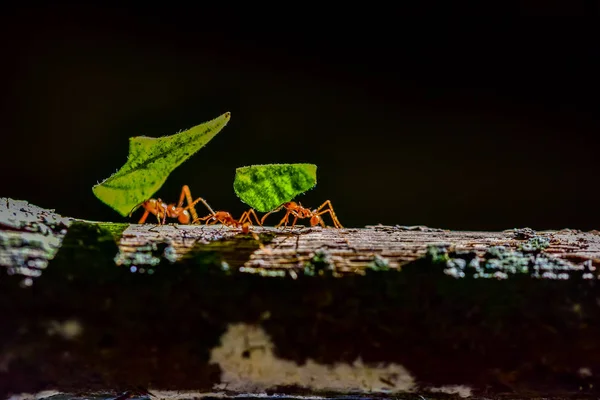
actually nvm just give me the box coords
[130,185,214,225]
[260,200,343,229]
[193,209,262,234]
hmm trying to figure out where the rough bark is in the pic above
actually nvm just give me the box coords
[1,198,600,399]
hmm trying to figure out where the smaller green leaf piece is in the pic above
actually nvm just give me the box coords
[233,163,317,212]
[93,112,231,216]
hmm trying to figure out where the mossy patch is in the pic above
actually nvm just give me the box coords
[510,227,537,240]
[91,222,129,242]
[303,249,335,277]
[518,235,551,252]
[366,254,391,272]
[426,242,591,280]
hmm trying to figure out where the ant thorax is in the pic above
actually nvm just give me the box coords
[167,204,178,216]
[143,199,157,209]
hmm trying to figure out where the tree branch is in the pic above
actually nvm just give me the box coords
[1,198,600,399]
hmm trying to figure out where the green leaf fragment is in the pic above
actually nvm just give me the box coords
[93,112,231,216]
[233,163,317,212]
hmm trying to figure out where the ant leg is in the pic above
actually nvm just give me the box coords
[249,209,263,226]
[207,218,227,232]
[290,214,299,228]
[260,205,284,226]
[180,185,215,221]
[186,197,215,218]
[206,218,220,226]
[238,211,250,226]
[314,200,335,213]
[281,210,302,229]
[151,202,164,225]
[138,210,150,224]
[177,186,187,208]
[314,200,343,228]
[152,200,168,225]
[275,210,293,228]
[315,209,343,229]
[158,202,168,225]
[178,185,198,222]
[137,207,150,224]
[192,214,214,224]
[129,202,144,218]
[239,209,263,226]
[283,211,303,229]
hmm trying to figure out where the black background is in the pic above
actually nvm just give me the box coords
[2,4,599,230]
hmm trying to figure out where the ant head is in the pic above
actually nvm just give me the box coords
[242,222,250,234]
[178,209,191,224]
[310,215,321,226]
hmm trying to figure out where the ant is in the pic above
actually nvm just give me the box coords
[130,185,214,225]
[193,209,262,234]
[260,200,343,229]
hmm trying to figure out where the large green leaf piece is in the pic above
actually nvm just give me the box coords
[233,163,317,212]
[93,112,231,216]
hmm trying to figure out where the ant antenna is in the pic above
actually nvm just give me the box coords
[128,202,144,217]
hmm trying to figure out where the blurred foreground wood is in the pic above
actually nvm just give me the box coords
[2,198,600,400]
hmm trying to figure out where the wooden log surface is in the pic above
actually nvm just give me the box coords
[2,197,600,399]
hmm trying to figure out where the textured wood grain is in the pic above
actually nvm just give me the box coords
[2,198,600,399]
[113,223,600,275]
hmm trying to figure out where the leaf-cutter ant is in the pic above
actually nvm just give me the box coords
[193,209,262,234]
[260,200,343,229]
[130,185,214,225]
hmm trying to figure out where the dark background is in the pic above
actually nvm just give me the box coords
[1,5,599,231]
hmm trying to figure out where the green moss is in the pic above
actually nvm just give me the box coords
[65,221,129,246]
[426,244,451,264]
[428,243,578,280]
[480,246,532,277]
[511,227,536,240]
[91,222,129,242]
[303,249,335,277]
[366,254,391,272]
[518,236,551,252]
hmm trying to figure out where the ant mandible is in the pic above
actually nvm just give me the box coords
[260,200,343,229]
[131,185,214,225]
[193,209,263,234]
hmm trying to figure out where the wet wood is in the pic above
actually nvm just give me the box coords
[2,198,600,399]
[114,223,600,274]
[2,197,600,278]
